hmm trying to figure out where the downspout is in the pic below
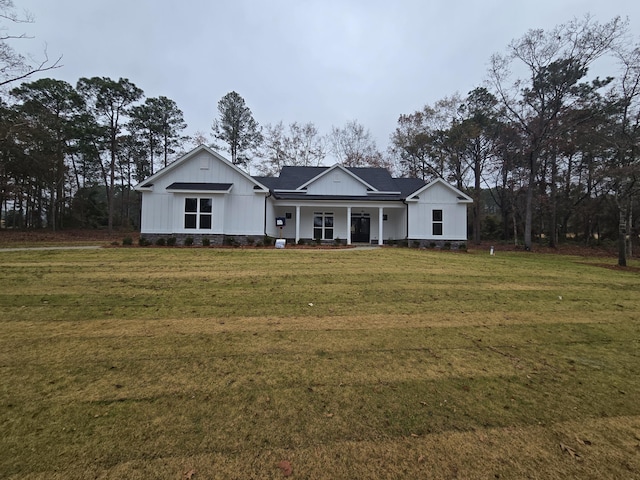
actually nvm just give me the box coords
[263,191,272,237]
[403,199,409,241]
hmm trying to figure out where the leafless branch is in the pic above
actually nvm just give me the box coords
[0,53,62,86]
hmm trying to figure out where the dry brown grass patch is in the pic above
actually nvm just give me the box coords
[1,247,639,478]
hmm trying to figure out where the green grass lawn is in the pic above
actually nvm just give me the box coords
[1,247,639,479]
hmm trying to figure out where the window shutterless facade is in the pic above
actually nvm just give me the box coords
[313,212,334,240]
[432,209,443,236]
[185,198,212,229]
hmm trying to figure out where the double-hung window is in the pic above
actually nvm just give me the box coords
[313,212,334,240]
[432,209,443,236]
[185,198,212,229]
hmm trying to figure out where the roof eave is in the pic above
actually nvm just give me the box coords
[166,188,232,194]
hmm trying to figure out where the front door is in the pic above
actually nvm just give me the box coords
[351,215,370,243]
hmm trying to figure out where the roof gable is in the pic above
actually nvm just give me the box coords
[134,145,269,192]
[298,164,378,192]
[406,177,472,203]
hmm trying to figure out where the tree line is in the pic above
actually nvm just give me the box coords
[1,2,639,264]
[211,16,639,265]
[210,90,389,175]
[0,1,190,232]
[1,77,188,232]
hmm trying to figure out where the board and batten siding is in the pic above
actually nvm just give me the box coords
[140,149,267,235]
[140,191,173,234]
[407,181,468,240]
[305,169,369,196]
[383,208,406,240]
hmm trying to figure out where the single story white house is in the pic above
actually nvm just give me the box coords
[134,145,472,246]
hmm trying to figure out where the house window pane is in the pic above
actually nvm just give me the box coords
[432,209,443,236]
[312,212,335,240]
[200,214,212,229]
[185,197,212,230]
[200,198,212,213]
[185,198,197,212]
[185,214,197,229]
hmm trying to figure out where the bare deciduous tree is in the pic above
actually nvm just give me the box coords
[329,120,382,167]
[257,121,326,175]
[0,0,61,88]
[487,14,627,250]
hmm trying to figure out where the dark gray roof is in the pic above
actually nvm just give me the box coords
[394,178,428,197]
[252,177,281,190]
[345,167,399,191]
[252,165,426,200]
[166,182,232,191]
[273,166,327,190]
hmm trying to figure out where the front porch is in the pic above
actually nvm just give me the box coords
[272,203,406,246]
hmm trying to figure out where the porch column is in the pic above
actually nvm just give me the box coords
[295,205,300,244]
[346,206,352,245]
[378,207,384,246]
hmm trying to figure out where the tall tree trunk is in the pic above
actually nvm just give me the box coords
[164,130,169,168]
[502,205,510,242]
[524,161,535,250]
[549,153,558,248]
[50,184,56,231]
[0,164,5,229]
[108,132,116,234]
[512,201,518,246]
[618,206,627,267]
[626,204,633,259]
[472,157,481,245]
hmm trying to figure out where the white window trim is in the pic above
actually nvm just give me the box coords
[432,209,443,236]
[185,197,213,230]
[313,211,334,240]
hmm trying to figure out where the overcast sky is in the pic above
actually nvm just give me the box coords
[12,0,640,157]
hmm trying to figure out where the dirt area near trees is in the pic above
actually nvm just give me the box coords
[0,229,131,247]
[474,240,620,257]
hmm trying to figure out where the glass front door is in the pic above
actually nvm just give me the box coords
[351,215,370,243]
